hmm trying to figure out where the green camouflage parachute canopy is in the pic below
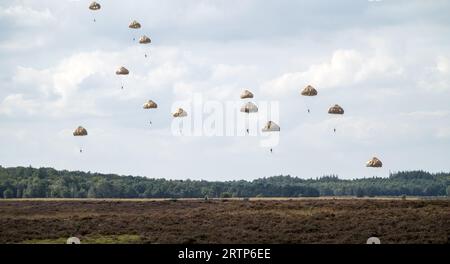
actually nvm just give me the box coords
[139,35,151,44]
[328,104,344,115]
[89,1,101,11]
[173,108,188,118]
[262,121,280,132]
[240,102,258,113]
[115,66,129,75]
[129,20,141,29]
[366,157,383,168]
[143,100,158,109]
[73,126,88,136]
[240,90,254,99]
[301,85,318,96]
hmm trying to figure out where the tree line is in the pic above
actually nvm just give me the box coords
[0,166,449,199]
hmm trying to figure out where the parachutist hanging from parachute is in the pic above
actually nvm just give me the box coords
[73,126,88,153]
[129,20,141,42]
[262,121,280,154]
[328,104,344,133]
[301,85,317,113]
[173,108,188,134]
[240,90,256,134]
[115,66,129,89]
[139,35,151,59]
[366,156,383,177]
[143,100,158,126]
[88,2,101,22]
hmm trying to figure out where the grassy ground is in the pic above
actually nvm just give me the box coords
[0,198,448,244]
[22,234,142,244]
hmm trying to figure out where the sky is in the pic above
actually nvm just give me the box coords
[0,0,449,181]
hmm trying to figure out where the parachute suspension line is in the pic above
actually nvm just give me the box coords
[80,139,85,153]
[334,115,342,134]
[304,99,310,114]
[332,115,338,134]
[146,46,151,59]
[76,137,84,154]
[179,120,184,135]
[245,114,250,134]
[78,142,82,153]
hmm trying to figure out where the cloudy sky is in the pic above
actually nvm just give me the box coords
[0,0,449,181]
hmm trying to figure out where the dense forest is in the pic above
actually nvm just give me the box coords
[0,166,449,198]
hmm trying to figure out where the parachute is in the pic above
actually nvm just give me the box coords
[366,157,383,168]
[139,35,151,58]
[143,100,158,126]
[240,90,254,99]
[328,104,344,133]
[328,104,344,115]
[129,20,141,29]
[240,102,258,113]
[116,66,129,75]
[173,108,188,118]
[301,85,317,113]
[73,126,88,136]
[89,2,101,22]
[89,2,101,11]
[143,100,158,109]
[262,121,280,132]
[139,35,151,44]
[116,66,129,89]
[301,85,318,96]
[73,126,88,153]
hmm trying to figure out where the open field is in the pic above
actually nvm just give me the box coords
[0,198,449,244]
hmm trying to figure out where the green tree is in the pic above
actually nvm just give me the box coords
[3,188,14,199]
[87,186,96,198]
[220,192,232,198]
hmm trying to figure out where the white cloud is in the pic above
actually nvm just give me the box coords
[0,94,40,116]
[261,49,403,97]
[0,5,55,26]
[418,56,450,92]
[435,127,450,139]
[1,51,119,117]
[0,34,48,51]
[400,110,449,119]
[436,56,449,74]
